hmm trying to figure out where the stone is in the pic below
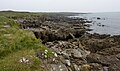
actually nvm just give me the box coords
[19,57,30,64]
[116,53,120,59]
[90,63,103,71]
[51,47,62,55]
[103,66,109,71]
[97,17,101,20]
[87,53,120,71]
[73,64,80,71]
[62,48,90,58]
[86,53,110,66]
[65,60,71,66]
[47,64,68,71]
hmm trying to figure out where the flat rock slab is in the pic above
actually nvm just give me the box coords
[62,48,90,58]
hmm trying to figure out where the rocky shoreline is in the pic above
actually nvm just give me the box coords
[18,14,120,71]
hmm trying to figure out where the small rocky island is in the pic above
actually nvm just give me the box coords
[18,13,120,71]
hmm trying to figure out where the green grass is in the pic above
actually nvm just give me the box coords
[0,11,53,71]
[0,49,44,71]
[0,11,44,19]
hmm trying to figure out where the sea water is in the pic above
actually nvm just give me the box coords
[78,12,120,35]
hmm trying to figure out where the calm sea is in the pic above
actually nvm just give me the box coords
[78,12,120,35]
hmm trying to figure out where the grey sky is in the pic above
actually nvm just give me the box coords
[0,0,120,12]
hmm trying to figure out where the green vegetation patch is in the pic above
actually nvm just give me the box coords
[0,49,44,71]
[0,18,41,58]
[0,11,53,71]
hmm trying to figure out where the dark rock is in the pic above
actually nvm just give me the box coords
[87,53,110,66]
[98,47,120,55]
[87,53,120,70]
[97,17,101,20]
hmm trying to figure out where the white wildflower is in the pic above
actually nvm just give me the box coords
[52,52,54,54]
[44,51,47,54]
[45,49,48,52]
[44,55,47,58]
[44,50,48,54]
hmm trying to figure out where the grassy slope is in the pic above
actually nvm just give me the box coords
[0,11,52,71]
[0,11,40,18]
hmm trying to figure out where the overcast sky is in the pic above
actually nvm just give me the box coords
[0,0,120,12]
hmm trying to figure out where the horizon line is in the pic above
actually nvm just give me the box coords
[0,9,120,13]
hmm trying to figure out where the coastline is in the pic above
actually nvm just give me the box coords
[19,13,120,71]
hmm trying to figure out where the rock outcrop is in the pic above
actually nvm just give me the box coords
[18,14,120,71]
